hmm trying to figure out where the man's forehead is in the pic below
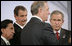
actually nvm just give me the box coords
[7,23,13,27]
[52,14,62,17]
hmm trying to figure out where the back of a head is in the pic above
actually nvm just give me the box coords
[31,1,47,15]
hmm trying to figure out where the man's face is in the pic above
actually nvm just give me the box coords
[50,14,64,31]
[15,10,27,26]
[3,23,15,40]
[42,3,50,21]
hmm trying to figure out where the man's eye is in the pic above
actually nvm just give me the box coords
[20,15,24,17]
[10,28,13,29]
[58,19,61,21]
[53,19,56,21]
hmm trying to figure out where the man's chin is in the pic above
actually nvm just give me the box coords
[22,23,25,26]
[8,37,13,40]
[55,28,60,31]
[22,22,26,24]
[10,36,13,40]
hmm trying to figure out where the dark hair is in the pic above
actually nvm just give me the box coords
[14,5,27,16]
[1,19,13,29]
[1,19,13,34]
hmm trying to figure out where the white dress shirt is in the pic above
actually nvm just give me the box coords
[1,36,10,45]
[15,22,27,29]
[53,29,61,36]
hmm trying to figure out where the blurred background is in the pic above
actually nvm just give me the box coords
[1,1,71,30]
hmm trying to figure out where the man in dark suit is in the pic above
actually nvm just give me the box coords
[1,38,6,45]
[21,1,57,45]
[59,28,71,45]
[10,5,27,45]
[1,19,15,45]
[50,10,71,45]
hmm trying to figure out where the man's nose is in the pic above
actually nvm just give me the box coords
[12,29,15,34]
[55,21,59,25]
[23,17,27,20]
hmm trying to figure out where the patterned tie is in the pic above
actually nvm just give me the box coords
[56,31,60,40]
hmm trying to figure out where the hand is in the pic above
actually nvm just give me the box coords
[68,37,71,44]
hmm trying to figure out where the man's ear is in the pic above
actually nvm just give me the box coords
[38,8,42,13]
[1,29,5,34]
[14,14,16,18]
[14,15,18,20]
[62,19,64,23]
[50,19,51,22]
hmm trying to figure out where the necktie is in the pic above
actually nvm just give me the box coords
[56,31,60,40]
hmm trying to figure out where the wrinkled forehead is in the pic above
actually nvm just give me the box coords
[51,14,63,19]
[18,10,27,15]
[7,23,14,28]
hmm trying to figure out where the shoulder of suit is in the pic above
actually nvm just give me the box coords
[61,28,71,32]
[44,23,51,26]
[13,23,18,26]
[61,28,71,34]
[1,38,6,45]
[13,23,21,29]
[44,23,52,29]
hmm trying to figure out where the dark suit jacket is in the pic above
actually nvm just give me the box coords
[57,28,71,45]
[21,17,57,45]
[10,23,23,45]
[1,38,6,45]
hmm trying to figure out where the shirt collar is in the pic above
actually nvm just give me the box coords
[15,22,27,29]
[32,15,43,22]
[1,35,10,45]
[53,29,61,34]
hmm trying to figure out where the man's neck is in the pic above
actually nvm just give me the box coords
[36,14,45,22]
[1,34,9,41]
[33,15,43,22]
[53,29,61,34]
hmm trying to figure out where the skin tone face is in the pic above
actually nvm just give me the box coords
[50,14,64,31]
[15,10,27,26]
[1,23,15,40]
[42,3,50,21]
[39,3,50,22]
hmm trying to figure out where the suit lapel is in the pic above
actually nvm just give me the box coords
[1,38,6,45]
[60,28,66,39]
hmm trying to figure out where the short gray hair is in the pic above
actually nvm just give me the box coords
[31,1,47,15]
[50,10,64,20]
